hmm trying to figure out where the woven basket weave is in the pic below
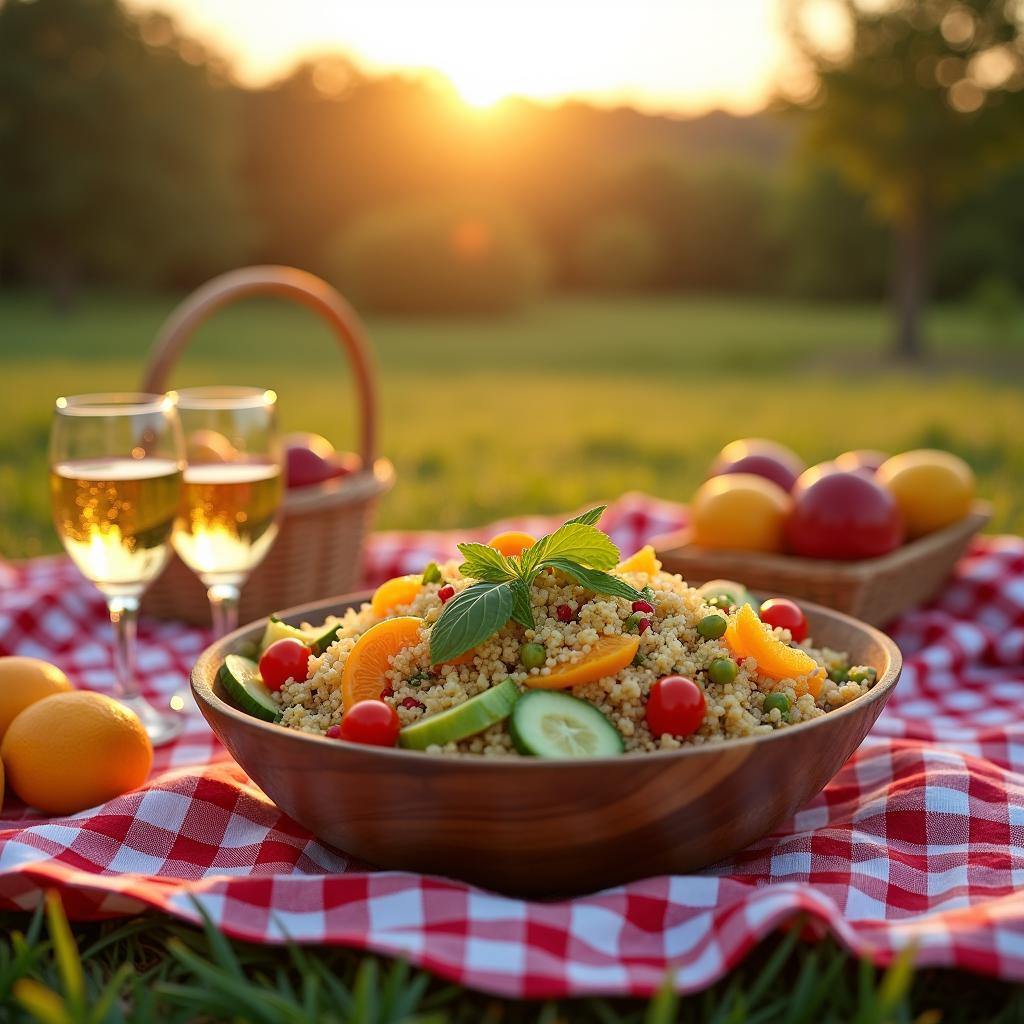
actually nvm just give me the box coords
[652,502,991,626]
[140,265,395,626]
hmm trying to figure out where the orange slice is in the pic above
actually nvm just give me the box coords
[443,648,477,666]
[487,530,536,557]
[524,634,640,690]
[617,545,661,575]
[370,575,423,616]
[725,604,825,698]
[341,616,424,709]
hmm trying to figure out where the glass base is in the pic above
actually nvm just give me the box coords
[118,694,185,747]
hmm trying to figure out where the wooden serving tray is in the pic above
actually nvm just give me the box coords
[652,502,991,626]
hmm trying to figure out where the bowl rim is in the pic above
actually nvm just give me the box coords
[191,590,902,770]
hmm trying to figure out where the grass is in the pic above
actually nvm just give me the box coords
[1,289,1023,1018]
[2,289,1023,558]
[2,895,1024,1023]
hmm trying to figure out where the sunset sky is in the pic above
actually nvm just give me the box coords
[127,0,792,115]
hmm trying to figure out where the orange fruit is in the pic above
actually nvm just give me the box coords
[617,545,661,575]
[341,616,424,710]
[370,575,423,616]
[0,657,73,744]
[1,690,152,815]
[487,530,536,557]
[725,604,824,697]
[524,634,640,690]
[876,450,975,538]
[690,474,791,552]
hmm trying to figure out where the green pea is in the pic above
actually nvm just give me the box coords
[697,614,728,640]
[828,666,850,683]
[708,657,737,685]
[520,642,547,670]
[421,562,443,585]
[763,692,790,720]
[848,666,877,684]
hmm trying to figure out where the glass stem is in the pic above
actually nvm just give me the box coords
[208,583,241,638]
[108,595,141,701]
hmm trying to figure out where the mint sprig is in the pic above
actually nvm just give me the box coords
[429,506,644,664]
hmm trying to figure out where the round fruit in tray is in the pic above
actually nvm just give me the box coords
[694,439,977,558]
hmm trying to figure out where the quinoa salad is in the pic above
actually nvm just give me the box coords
[219,508,880,758]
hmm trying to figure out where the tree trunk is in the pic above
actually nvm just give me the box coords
[891,207,929,361]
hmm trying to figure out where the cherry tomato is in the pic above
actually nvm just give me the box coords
[339,699,400,747]
[646,676,705,738]
[758,598,808,644]
[258,638,312,691]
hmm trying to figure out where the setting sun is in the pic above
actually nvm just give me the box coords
[126,0,786,115]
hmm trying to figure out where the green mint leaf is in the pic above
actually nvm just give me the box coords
[429,581,513,664]
[541,558,643,602]
[527,523,619,573]
[509,579,535,629]
[456,542,519,584]
[564,505,606,527]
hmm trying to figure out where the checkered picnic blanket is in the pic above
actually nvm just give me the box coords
[2,492,1023,998]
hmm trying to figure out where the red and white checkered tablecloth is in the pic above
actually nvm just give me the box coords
[2,492,1024,998]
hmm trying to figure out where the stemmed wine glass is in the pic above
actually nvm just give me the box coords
[49,393,186,745]
[170,387,283,637]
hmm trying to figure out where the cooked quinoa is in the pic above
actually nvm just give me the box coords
[272,563,878,755]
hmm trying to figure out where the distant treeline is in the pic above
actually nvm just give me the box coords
[1,0,1023,312]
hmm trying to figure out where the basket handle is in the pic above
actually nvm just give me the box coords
[141,265,377,467]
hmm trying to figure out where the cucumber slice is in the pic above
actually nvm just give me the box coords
[398,679,519,751]
[310,623,343,655]
[510,690,624,758]
[259,616,313,652]
[218,654,281,723]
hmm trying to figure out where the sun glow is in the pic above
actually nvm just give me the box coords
[126,0,786,117]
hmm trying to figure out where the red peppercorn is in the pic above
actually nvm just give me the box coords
[632,600,654,614]
[401,696,425,710]
[557,604,573,622]
[325,725,341,738]
[438,584,456,604]
[638,618,651,635]
[381,685,394,699]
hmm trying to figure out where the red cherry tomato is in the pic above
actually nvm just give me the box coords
[339,699,401,747]
[646,676,706,738]
[258,638,312,691]
[758,598,808,644]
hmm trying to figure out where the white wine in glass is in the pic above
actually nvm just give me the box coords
[49,393,186,745]
[171,387,284,637]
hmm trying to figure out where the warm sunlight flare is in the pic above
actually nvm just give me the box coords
[127,0,786,115]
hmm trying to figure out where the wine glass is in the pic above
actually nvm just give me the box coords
[171,386,283,637]
[49,393,186,745]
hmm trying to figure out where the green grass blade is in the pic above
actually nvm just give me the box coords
[644,973,679,1024]
[14,978,70,1024]
[44,893,85,1019]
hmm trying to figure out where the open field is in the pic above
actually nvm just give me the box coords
[2,290,1023,559]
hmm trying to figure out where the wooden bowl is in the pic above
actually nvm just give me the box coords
[191,594,902,897]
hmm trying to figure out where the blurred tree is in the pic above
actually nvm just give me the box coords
[573,213,664,291]
[785,0,1024,358]
[327,200,547,313]
[773,164,889,299]
[0,0,252,305]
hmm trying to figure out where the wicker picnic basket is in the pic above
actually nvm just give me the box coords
[651,501,991,626]
[140,265,395,626]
